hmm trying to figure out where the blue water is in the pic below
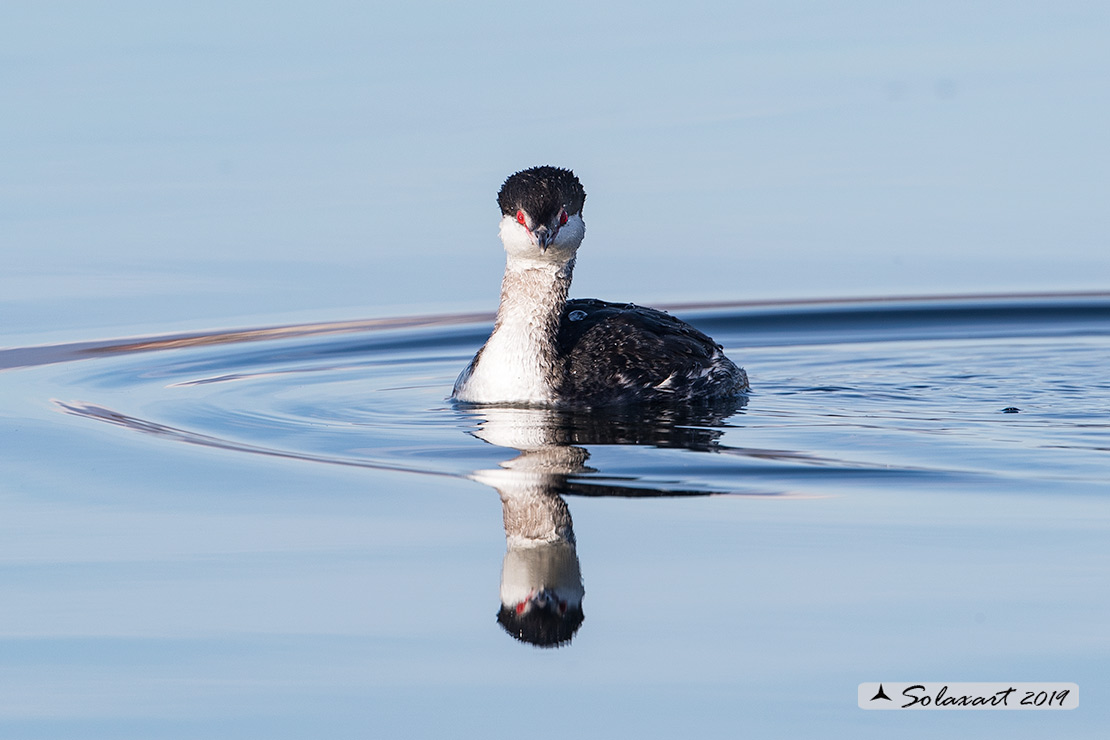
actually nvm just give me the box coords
[3,2,1110,737]
[3,295,1109,739]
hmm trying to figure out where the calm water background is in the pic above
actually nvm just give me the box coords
[2,2,1109,738]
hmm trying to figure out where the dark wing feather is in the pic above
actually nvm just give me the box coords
[555,298,747,407]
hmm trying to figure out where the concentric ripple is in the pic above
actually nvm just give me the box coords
[6,293,1106,499]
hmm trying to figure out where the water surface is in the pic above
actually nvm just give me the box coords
[2,294,1107,737]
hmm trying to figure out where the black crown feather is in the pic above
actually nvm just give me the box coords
[498,166,586,225]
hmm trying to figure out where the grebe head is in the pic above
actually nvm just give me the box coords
[497,166,586,266]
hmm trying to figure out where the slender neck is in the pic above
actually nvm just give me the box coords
[479,255,574,399]
[494,256,574,340]
[452,245,579,405]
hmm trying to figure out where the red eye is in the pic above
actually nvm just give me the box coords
[559,210,568,226]
[516,210,526,226]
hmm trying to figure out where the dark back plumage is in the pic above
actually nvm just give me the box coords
[555,299,749,407]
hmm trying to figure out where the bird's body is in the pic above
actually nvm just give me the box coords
[557,298,745,405]
[452,166,747,408]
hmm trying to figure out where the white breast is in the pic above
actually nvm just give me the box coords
[452,328,556,405]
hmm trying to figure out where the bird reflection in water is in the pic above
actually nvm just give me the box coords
[464,399,743,648]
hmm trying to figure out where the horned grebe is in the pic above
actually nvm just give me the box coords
[452,166,748,407]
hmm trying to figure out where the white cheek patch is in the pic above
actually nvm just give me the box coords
[497,213,586,266]
[553,214,585,250]
[498,215,537,258]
